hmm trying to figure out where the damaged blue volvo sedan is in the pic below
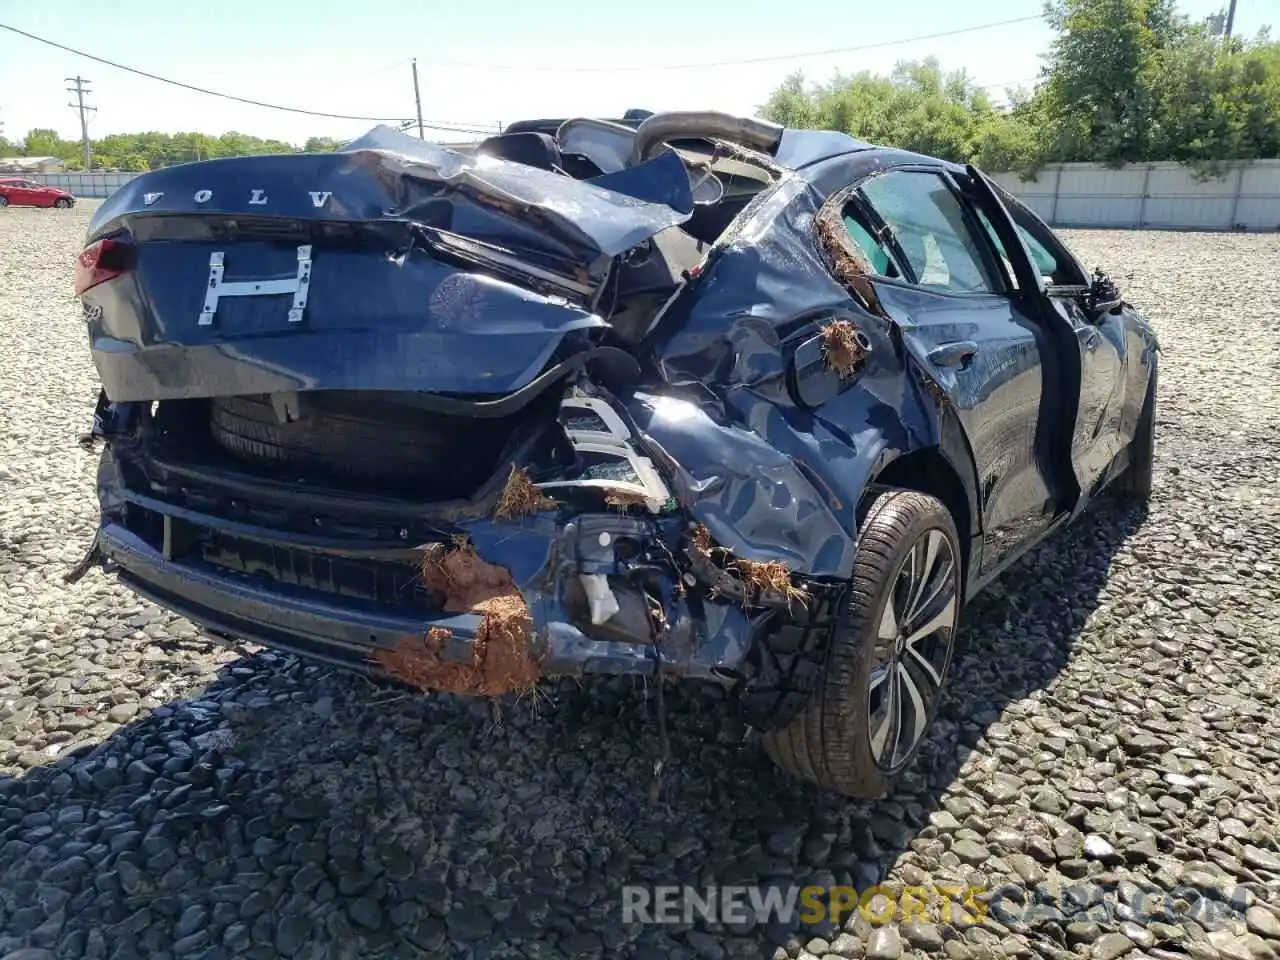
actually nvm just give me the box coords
[72,111,1158,797]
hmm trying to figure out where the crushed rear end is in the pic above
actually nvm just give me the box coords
[73,123,853,718]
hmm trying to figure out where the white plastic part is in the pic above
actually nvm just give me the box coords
[580,574,621,625]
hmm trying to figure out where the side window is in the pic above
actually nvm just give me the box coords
[840,210,901,278]
[1018,227,1061,279]
[974,206,1069,285]
[858,171,998,294]
[973,208,1021,290]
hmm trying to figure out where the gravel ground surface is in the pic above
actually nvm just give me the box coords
[0,203,1278,960]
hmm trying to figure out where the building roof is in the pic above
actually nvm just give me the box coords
[0,156,63,169]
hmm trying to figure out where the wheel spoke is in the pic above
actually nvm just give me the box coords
[865,523,959,771]
[904,639,944,689]
[904,591,957,647]
[904,531,942,621]
[878,589,899,640]
[909,534,950,618]
[906,542,926,616]
[868,664,898,762]
[894,660,928,762]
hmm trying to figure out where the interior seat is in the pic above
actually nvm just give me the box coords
[476,132,563,172]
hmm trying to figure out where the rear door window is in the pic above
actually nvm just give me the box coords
[858,171,1000,294]
[840,209,903,278]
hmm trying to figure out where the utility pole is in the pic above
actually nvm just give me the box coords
[411,59,425,139]
[1224,0,1237,38]
[66,75,95,168]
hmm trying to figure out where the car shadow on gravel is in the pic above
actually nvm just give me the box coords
[0,498,1148,960]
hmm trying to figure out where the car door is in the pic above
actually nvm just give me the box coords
[962,169,1131,510]
[1,180,29,205]
[837,166,1073,574]
[16,180,47,205]
[27,181,56,207]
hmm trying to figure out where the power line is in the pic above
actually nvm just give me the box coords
[0,21,485,128]
[430,14,1044,72]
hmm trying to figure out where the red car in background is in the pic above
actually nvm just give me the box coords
[0,177,76,208]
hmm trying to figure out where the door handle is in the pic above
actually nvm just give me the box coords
[928,341,978,368]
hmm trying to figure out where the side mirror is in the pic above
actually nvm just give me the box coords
[1087,268,1123,313]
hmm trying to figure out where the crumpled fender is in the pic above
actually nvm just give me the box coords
[637,175,976,579]
[627,391,856,577]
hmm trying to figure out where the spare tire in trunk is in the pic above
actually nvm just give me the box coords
[209,392,518,499]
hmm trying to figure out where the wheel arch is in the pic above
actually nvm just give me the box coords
[866,442,981,598]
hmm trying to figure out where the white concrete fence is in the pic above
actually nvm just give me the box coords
[27,172,139,199]
[22,159,1280,231]
[988,160,1280,232]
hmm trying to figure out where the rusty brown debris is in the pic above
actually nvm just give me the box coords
[688,524,808,610]
[732,558,809,609]
[815,209,889,318]
[493,465,557,521]
[604,489,651,513]
[820,320,868,378]
[375,543,541,697]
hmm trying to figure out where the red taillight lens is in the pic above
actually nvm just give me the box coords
[75,238,135,296]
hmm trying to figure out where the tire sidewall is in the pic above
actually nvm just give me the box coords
[836,495,962,796]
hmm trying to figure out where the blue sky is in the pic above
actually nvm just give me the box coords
[0,0,1272,147]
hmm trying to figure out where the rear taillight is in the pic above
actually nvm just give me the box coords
[75,238,135,296]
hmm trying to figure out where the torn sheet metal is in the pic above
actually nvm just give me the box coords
[89,125,694,269]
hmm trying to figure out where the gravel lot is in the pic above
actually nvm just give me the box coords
[1,203,1278,960]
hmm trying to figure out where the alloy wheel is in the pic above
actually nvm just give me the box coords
[866,527,958,770]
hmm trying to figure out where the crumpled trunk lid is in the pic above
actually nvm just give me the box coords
[82,126,694,404]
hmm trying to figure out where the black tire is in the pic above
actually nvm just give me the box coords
[54,197,73,209]
[0,196,8,208]
[209,393,515,498]
[763,489,962,798]
[1112,364,1157,502]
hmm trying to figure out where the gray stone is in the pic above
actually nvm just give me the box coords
[274,915,309,957]
[1092,933,1135,960]
[866,925,903,960]
[901,920,943,951]
[174,905,207,940]
[446,906,494,941]
[1242,846,1280,872]
[171,930,209,955]
[403,917,446,952]
[108,703,139,723]
[222,923,251,952]
[348,896,383,931]
[951,839,990,865]
[685,930,725,959]
[1245,907,1280,939]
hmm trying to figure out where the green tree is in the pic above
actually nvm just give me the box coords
[759,1,1280,172]
[759,58,1037,170]
[119,154,150,172]
[22,128,66,157]
[303,136,344,153]
[1038,0,1189,164]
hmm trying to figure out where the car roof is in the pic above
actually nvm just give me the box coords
[501,114,877,171]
